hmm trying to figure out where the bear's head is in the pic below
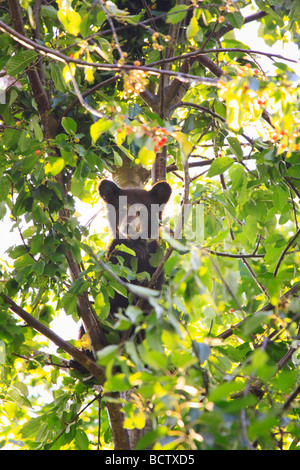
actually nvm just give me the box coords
[98,180,171,240]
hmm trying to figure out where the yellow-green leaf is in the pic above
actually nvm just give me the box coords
[45,157,65,176]
[90,118,112,143]
[227,98,244,131]
[115,127,126,146]
[94,292,110,319]
[57,0,81,36]
[63,63,76,83]
[187,15,199,40]
[113,150,123,167]
[84,66,94,83]
[124,411,146,430]
[138,146,156,167]
[173,131,193,162]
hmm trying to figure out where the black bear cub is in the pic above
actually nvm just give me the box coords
[70,180,171,372]
[98,179,172,315]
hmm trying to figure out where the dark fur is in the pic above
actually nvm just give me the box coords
[70,180,171,372]
[98,179,171,315]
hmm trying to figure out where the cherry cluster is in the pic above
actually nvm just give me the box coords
[152,127,168,152]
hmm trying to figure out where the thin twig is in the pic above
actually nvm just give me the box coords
[204,248,264,259]
[0,20,218,86]
[61,75,119,119]
[218,283,300,340]
[67,64,105,119]
[99,0,124,59]
[211,258,244,312]
[146,46,298,69]
[273,227,300,277]
[50,392,103,449]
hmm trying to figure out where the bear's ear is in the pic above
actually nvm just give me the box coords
[98,179,120,204]
[149,181,171,204]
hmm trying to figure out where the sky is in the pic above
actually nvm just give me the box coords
[1,6,300,344]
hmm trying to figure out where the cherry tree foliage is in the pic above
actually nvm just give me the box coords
[0,0,300,450]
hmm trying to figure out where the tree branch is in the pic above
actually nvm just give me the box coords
[61,75,119,119]
[172,101,257,146]
[65,249,108,355]
[218,282,300,340]
[273,227,300,277]
[105,394,131,450]
[147,46,298,69]
[99,0,124,59]
[8,0,53,138]
[215,10,268,40]
[1,293,106,383]
[0,19,218,86]
[33,0,46,86]
[204,248,264,259]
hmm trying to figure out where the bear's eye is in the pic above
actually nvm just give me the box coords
[136,210,140,217]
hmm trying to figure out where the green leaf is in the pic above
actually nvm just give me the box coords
[192,341,211,364]
[41,4,58,19]
[104,373,131,392]
[229,164,245,191]
[227,137,243,161]
[138,145,156,167]
[226,11,245,29]
[32,120,43,142]
[127,283,159,298]
[173,131,193,162]
[0,176,11,201]
[97,345,119,366]
[22,226,37,239]
[208,381,244,401]
[0,202,5,220]
[207,156,234,177]
[6,50,37,77]
[272,186,288,211]
[61,116,77,135]
[166,5,189,24]
[248,416,278,441]
[94,37,113,63]
[286,164,300,179]
[14,254,35,268]
[70,178,93,202]
[74,429,89,450]
[21,417,45,439]
[114,244,136,256]
[239,311,271,338]
[7,388,31,408]
[51,63,69,92]
[61,292,77,318]
[149,351,169,370]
